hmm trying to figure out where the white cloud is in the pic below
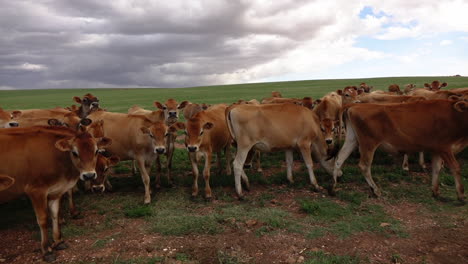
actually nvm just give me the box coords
[3,63,47,71]
[440,40,453,46]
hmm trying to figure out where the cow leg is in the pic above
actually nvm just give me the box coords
[418,152,426,171]
[255,150,262,172]
[431,154,443,198]
[216,151,223,175]
[402,154,409,171]
[440,151,464,201]
[233,147,250,198]
[331,125,358,193]
[132,160,138,176]
[358,145,381,197]
[49,198,67,250]
[67,189,80,218]
[203,151,213,200]
[166,141,174,187]
[136,157,151,204]
[189,151,200,197]
[298,144,320,191]
[244,149,255,169]
[285,150,294,183]
[155,155,162,189]
[29,192,54,261]
[225,144,232,175]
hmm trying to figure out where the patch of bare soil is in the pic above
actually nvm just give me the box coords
[1,162,467,264]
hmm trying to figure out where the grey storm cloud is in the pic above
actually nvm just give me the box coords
[0,0,336,89]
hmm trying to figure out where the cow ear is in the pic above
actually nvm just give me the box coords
[11,111,22,119]
[154,101,165,110]
[454,101,468,112]
[97,137,112,148]
[73,96,82,104]
[448,95,460,101]
[177,101,189,109]
[203,122,214,130]
[140,127,151,134]
[48,119,62,126]
[441,82,448,88]
[55,138,72,152]
[109,156,120,166]
[336,89,343,95]
[0,175,14,192]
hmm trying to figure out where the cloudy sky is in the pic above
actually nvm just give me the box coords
[1,0,467,90]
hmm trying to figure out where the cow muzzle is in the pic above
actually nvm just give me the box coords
[92,184,105,193]
[155,147,166,154]
[81,172,97,181]
[7,122,19,127]
[91,102,99,109]
[168,111,177,118]
[325,138,333,145]
[187,146,198,152]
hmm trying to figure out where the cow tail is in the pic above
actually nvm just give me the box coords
[225,106,237,144]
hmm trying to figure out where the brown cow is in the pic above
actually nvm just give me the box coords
[313,92,342,145]
[359,83,373,93]
[73,93,100,118]
[388,84,403,95]
[154,98,189,124]
[88,111,162,204]
[183,103,211,120]
[0,107,21,127]
[331,100,468,201]
[403,84,417,94]
[357,93,426,104]
[226,103,335,198]
[410,88,461,100]
[337,86,362,104]
[424,80,447,91]
[171,104,232,199]
[18,107,70,119]
[271,91,283,98]
[0,126,111,261]
[0,174,15,191]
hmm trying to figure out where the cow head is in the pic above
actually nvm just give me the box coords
[170,119,212,152]
[0,174,15,192]
[404,84,416,94]
[73,93,100,117]
[454,101,468,112]
[90,153,119,192]
[359,83,373,93]
[319,118,338,145]
[154,99,189,124]
[337,86,362,104]
[271,91,282,98]
[301,97,315,110]
[55,131,112,181]
[388,84,403,95]
[424,81,447,91]
[141,121,171,154]
[0,108,21,128]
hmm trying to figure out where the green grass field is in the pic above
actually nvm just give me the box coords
[1,76,468,112]
[0,76,467,264]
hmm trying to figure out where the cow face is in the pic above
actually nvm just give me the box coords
[141,121,170,154]
[404,84,416,94]
[90,154,119,192]
[424,81,448,91]
[0,108,21,128]
[73,93,100,116]
[319,118,337,145]
[55,132,112,181]
[359,83,372,93]
[301,97,315,110]
[388,84,402,94]
[0,174,15,192]
[337,86,362,104]
[154,99,189,124]
[170,119,212,152]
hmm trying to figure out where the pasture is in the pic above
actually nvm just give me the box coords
[0,76,468,264]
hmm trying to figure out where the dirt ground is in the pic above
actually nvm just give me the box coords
[1,153,467,264]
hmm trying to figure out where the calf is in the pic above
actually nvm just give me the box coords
[154,98,189,124]
[0,126,111,261]
[226,103,335,198]
[332,100,468,201]
[171,104,232,199]
[313,92,342,145]
[0,107,21,127]
[424,80,447,91]
[73,93,100,118]
[388,84,403,95]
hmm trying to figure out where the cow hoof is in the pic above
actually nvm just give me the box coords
[54,241,69,250]
[43,252,56,262]
[327,186,336,196]
[243,164,252,169]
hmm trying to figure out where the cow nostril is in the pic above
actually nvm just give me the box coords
[83,173,96,180]
[9,122,19,127]
[155,148,165,154]
[326,139,333,145]
[187,146,197,152]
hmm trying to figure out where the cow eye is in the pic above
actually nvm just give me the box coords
[165,133,169,137]
[320,127,325,132]
[163,106,167,110]
[95,150,99,155]
[345,94,350,97]
[104,167,109,172]
[83,98,89,102]
[149,134,154,138]
[183,131,188,135]
[200,131,204,136]
[72,151,79,157]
